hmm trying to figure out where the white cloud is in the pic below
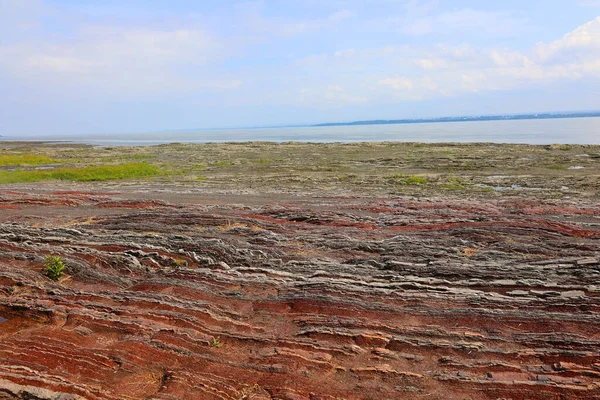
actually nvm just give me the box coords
[290,17,600,104]
[1,0,599,111]
[0,2,358,98]
[0,22,237,96]
[534,17,600,62]
[490,50,532,68]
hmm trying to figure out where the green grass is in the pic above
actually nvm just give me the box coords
[443,177,465,190]
[0,154,57,166]
[102,154,156,162]
[0,162,161,184]
[547,164,566,170]
[474,185,494,192]
[391,174,428,185]
[213,161,232,167]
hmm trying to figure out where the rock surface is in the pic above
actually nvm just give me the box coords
[0,187,599,399]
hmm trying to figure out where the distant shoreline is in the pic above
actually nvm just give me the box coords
[313,111,600,127]
[2,114,599,146]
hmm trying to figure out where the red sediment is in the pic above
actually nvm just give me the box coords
[0,193,599,399]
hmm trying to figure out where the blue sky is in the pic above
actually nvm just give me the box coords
[1,0,599,136]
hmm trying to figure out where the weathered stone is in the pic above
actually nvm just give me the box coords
[0,184,599,399]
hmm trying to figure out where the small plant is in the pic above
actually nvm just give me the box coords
[209,336,223,348]
[173,258,187,268]
[45,255,65,281]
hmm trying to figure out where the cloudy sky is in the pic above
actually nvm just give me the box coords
[1,0,600,136]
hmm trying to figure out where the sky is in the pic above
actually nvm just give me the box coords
[1,0,600,137]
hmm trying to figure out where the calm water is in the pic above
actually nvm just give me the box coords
[4,117,600,146]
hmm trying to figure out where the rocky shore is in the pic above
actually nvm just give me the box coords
[0,142,599,399]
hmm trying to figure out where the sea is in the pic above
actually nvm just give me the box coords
[3,117,600,146]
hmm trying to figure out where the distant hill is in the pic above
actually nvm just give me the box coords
[313,111,600,127]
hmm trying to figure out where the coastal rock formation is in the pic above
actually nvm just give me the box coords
[0,189,599,399]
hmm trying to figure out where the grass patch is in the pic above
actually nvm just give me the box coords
[443,176,465,189]
[213,161,232,167]
[0,162,161,184]
[102,154,156,162]
[0,154,57,166]
[547,164,566,170]
[474,185,494,192]
[391,174,428,185]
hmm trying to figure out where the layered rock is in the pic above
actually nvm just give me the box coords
[0,190,599,399]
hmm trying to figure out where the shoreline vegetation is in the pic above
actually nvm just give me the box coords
[0,162,161,184]
[0,141,598,199]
